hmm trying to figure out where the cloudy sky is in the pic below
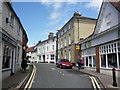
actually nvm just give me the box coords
[12,0,102,46]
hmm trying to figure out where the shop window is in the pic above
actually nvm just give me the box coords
[93,56,96,67]
[101,54,106,67]
[89,56,92,67]
[2,45,11,69]
[51,54,54,60]
[86,57,88,66]
[107,53,117,68]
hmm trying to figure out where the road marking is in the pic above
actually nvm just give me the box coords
[51,68,55,71]
[92,76,101,90]
[28,65,36,89]
[24,64,36,90]
[15,74,29,89]
[89,76,97,90]
[89,76,101,90]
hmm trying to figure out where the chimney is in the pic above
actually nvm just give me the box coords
[73,11,81,17]
[48,32,54,39]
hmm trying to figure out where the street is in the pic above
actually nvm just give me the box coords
[31,63,94,88]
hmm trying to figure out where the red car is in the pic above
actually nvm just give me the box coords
[56,59,73,69]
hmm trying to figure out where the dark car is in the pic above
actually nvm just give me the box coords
[56,59,73,69]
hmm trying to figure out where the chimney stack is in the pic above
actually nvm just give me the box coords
[48,32,54,39]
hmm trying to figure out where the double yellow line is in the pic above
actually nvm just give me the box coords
[24,64,36,90]
[89,76,101,90]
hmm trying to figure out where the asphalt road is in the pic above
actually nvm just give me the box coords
[31,63,94,89]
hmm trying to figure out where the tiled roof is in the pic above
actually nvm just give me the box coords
[26,46,35,52]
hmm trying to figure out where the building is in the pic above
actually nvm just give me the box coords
[36,32,56,63]
[31,46,37,63]
[0,2,28,80]
[26,46,35,63]
[57,12,97,64]
[80,0,120,77]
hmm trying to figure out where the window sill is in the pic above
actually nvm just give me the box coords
[2,68,11,72]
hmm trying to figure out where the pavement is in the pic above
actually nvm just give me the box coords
[73,66,120,90]
[2,64,32,90]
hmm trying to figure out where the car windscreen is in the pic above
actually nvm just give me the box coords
[61,59,69,62]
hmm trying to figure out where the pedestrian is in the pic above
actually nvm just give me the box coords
[21,59,28,71]
[77,56,81,70]
[80,57,84,69]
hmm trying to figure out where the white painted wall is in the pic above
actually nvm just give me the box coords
[45,37,56,63]
[92,29,118,46]
[36,42,46,62]
[95,1,120,34]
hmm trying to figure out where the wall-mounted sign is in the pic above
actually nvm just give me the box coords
[76,45,80,50]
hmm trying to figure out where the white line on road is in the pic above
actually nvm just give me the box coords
[51,68,55,71]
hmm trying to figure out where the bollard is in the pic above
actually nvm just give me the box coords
[112,68,117,87]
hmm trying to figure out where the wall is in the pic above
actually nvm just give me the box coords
[74,18,96,44]
[95,2,120,34]
[92,29,118,46]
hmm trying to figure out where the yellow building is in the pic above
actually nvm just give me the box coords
[57,12,97,64]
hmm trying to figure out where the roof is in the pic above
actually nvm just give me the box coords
[109,1,120,12]
[80,0,120,44]
[26,46,35,52]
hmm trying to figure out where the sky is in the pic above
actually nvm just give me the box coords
[12,0,102,47]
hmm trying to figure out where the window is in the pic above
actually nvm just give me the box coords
[69,49,71,61]
[47,55,49,59]
[93,56,96,67]
[61,39,63,48]
[107,53,117,68]
[101,54,106,67]
[47,46,49,51]
[18,26,21,36]
[89,56,92,67]
[64,28,67,33]
[39,56,41,60]
[69,34,71,45]
[53,39,54,42]
[86,57,88,66]
[52,45,54,50]
[64,37,66,46]
[51,54,54,60]
[2,45,11,69]
[10,14,15,27]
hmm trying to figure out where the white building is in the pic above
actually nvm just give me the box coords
[36,32,57,63]
[26,46,35,63]
[0,2,27,81]
[36,41,46,63]
[80,0,120,77]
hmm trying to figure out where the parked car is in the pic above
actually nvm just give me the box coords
[56,59,73,69]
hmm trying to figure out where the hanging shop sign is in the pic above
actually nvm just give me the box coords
[76,45,80,50]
